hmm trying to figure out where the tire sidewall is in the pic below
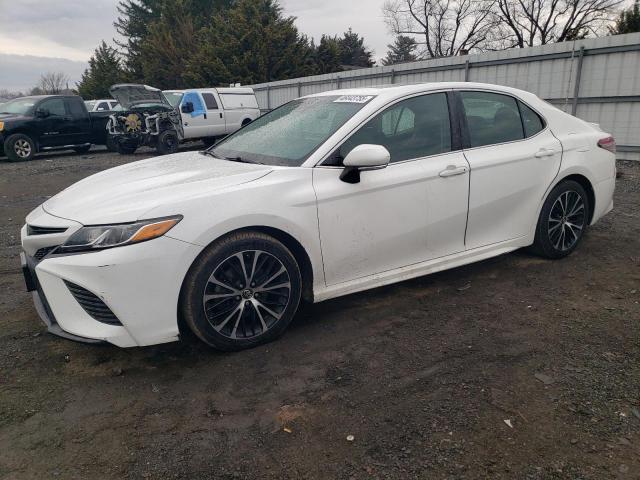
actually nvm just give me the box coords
[534,180,590,258]
[5,134,35,162]
[182,233,302,351]
[157,130,179,155]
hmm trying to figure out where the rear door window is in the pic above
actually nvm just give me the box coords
[460,91,525,147]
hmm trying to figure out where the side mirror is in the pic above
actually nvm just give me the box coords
[181,102,194,114]
[35,108,49,118]
[340,144,391,184]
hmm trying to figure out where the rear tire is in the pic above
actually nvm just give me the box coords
[157,130,179,155]
[531,180,590,259]
[5,134,36,162]
[105,135,118,152]
[180,231,302,351]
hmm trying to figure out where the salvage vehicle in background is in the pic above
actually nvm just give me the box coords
[84,99,121,112]
[0,95,111,161]
[106,84,183,155]
[21,82,616,351]
[163,87,260,145]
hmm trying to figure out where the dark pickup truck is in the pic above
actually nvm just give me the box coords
[0,95,112,162]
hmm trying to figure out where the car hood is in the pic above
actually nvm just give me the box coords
[43,152,273,224]
[109,84,172,109]
[0,113,25,121]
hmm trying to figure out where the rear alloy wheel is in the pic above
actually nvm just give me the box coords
[181,231,302,350]
[531,180,589,259]
[5,134,36,162]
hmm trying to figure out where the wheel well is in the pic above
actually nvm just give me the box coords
[5,130,39,151]
[560,174,595,224]
[241,118,252,126]
[242,226,314,302]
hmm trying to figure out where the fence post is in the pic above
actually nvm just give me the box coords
[571,46,585,116]
[297,82,301,97]
[390,69,396,84]
[336,76,341,89]
[266,84,271,110]
[464,60,470,81]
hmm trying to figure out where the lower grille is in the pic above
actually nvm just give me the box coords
[64,281,122,325]
[34,246,58,260]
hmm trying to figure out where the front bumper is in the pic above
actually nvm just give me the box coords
[21,209,202,347]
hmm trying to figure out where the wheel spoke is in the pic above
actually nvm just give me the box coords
[203,292,237,303]
[259,266,286,289]
[254,300,283,321]
[207,277,239,294]
[230,303,246,338]
[251,301,269,331]
[255,282,290,293]
[213,304,242,332]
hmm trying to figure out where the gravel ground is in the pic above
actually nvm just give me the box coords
[0,148,638,479]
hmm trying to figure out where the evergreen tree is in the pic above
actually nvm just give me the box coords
[314,35,343,74]
[138,1,199,89]
[185,0,316,86]
[114,0,231,80]
[77,42,127,99]
[337,28,374,68]
[609,3,640,34]
[382,35,418,66]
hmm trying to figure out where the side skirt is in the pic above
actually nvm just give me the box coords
[313,236,529,303]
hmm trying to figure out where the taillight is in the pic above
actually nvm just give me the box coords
[597,136,616,153]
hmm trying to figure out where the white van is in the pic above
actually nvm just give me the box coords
[163,87,260,142]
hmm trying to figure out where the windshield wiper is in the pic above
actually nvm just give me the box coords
[200,150,262,164]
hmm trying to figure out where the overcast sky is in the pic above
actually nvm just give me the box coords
[0,0,391,92]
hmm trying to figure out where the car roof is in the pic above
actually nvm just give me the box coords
[304,82,536,101]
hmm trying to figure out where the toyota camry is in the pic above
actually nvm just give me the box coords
[21,82,616,350]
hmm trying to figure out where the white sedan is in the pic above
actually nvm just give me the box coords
[21,82,616,350]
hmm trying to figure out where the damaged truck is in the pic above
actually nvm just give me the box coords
[107,84,183,155]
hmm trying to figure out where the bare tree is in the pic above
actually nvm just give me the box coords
[383,0,501,58]
[496,0,623,47]
[37,72,70,94]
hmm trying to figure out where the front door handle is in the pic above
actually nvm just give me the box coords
[219,112,223,119]
[535,148,556,158]
[439,165,467,177]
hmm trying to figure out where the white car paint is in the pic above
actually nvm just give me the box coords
[163,88,260,140]
[21,82,616,347]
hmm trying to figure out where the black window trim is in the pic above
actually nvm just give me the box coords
[454,88,548,150]
[316,89,462,168]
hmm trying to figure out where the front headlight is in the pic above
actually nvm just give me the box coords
[0,121,4,131]
[58,215,182,253]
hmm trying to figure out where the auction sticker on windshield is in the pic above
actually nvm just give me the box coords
[333,95,374,103]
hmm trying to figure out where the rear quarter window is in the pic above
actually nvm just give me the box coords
[518,101,545,137]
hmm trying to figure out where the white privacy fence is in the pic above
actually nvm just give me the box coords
[248,32,640,161]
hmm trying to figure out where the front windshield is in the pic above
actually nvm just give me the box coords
[210,95,374,166]
[163,92,183,108]
[0,98,37,115]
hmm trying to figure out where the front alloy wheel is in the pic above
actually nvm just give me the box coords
[181,231,302,350]
[204,250,292,339]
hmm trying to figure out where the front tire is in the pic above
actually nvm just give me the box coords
[116,142,137,155]
[5,134,36,162]
[180,231,302,351]
[157,130,179,155]
[531,180,590,259]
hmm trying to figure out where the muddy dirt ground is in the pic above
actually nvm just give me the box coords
[0,147,638,480]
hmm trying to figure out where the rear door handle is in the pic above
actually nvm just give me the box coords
[439,165,467,177]
[535,148,555,158]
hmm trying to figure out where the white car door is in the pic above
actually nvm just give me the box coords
[458,90,562,249]
[180,91,212,139]
[200,91,227,137]
[313,92,470,286]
